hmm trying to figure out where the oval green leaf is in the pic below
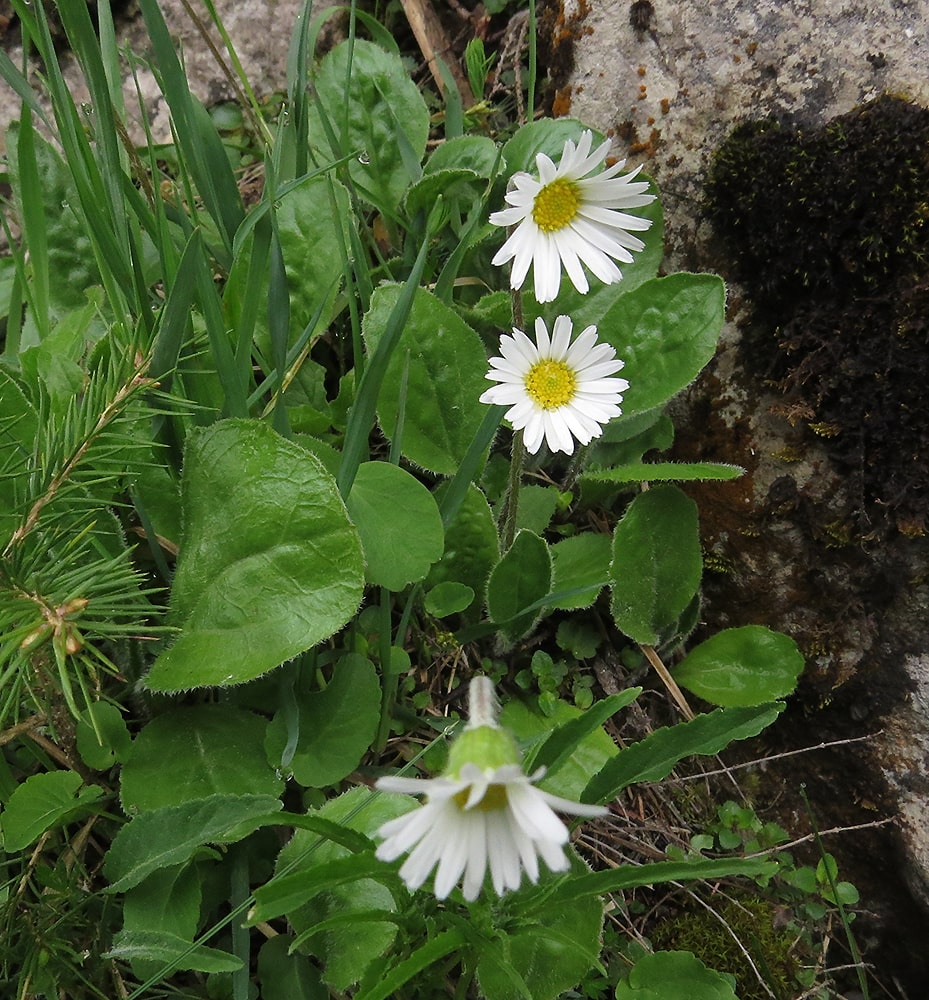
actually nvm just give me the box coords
[426,484,498,616]
[1,770,103,852]
[311,39,429,215]
[673,625,805,707]
[346,462,444,590]
[610,485,702,645]
[616,950,738,1000]
[363,286,489,475]
[486,530,552,643]
[265,654,380,788]
[119,705,283,813]
[596,273,725,420]
[424,581,475,618]
[550,533,612,611]
[146,420,363,690]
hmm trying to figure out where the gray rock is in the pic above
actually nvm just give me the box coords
[0,0,342,150]
[554,0,929,963]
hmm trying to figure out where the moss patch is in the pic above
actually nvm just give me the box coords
[651,896,803,1000]
[706,95,929,536]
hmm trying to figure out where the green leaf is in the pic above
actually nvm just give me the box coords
[616,950,739,999]
[550,533,611,611]
[580,462,744,485]
[269,786,414,989]
[597,274,725,420]
[426,483,499,616]
[515,484,559,535]
[123,863,202,942]
[1,770,103,852]
[346,462,444,590]
[424,581,475,618]
[104,930,242,974]
[230,174,351,363]
[266,653,380,787]
[119,705,283,812]
[121,862,204,981]
[525,689,641,778]
[477,886,604,1000]
[356,930,466,1000]
[363,286,489,475]
[146,419,363,690]
[616,951,738,1000]
[104,794,282,892]
[673,626,805,707]
[486,530,552,643]
[501,698,617,802]
[583,704,784,804]
[257,935,327,1000]
[546,857,778,908]
[311,39,429,215]
[556,618,601,659]
[610,485,702,645]
[425,134,498,177]
[76,701,132,770]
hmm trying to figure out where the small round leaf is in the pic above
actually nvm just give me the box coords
[673,626,804,707]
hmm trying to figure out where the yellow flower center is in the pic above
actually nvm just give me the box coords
[525,359,577,410]
[532,178,581,232]
[454,783,509,812]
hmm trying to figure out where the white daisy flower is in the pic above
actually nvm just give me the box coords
[479,315,629,455]
[490,129,655,303]
[375,677,607,902]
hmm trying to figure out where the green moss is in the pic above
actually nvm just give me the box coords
[706,95,929,535]
[651,896,803,1000]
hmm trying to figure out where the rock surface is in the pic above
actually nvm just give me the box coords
[551,0,929,990]
[0,0,341,151]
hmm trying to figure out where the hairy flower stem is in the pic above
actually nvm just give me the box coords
[560,441,591,493]
[497,286,526,550]
[498,430,526,551]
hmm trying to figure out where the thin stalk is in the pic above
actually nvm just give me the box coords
[800,787,870,1000]
[375,588,395,752]
[527,0,537,122]
[640,643,695,721]
[497,429,526,551]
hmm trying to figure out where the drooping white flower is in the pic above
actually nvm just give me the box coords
[375,677,607,901]
[479,315,629,455]
[489,129,655,303]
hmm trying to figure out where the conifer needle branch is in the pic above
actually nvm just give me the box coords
[1,357,157,561]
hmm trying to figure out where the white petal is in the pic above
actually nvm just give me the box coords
[541,410,575,455]
[533,235,562,303]
[538,789,610,817]
[376,775,440,795]
[433,816,471,899]
[535,151,558,183]
[507,784,571,845]
[461,812,489,900]
[533,316,552,355]
[521,412,546,453]
[550,315,574,359]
